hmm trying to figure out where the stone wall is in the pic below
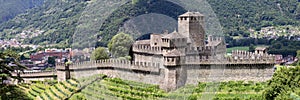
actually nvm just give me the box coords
[182,64,274,85]
[55,60,274,91]
[15,58,275,91]
[67,63,165,87]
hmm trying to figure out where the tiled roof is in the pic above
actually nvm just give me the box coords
[162,30,185,39]
[180,12,204,17]
[206,41,222,47]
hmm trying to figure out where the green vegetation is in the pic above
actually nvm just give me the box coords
[207,0,300,38]
[226,37,300,57]
[96,0,186,47]
[91,47,109,60]
[168,81,266,100]
[263,66,300,100]
[0,0,87,45]
[226,46,249,53]
[0,0,44,24]
[1,0,299,47]
[0,85,31,100]
[19,74,106,100]
[108,32,134,58]
[268,37,300,56]
[72,77,167,100]
[17,67,300,100]
[297,50,300,66]
[22,79,80,100]
[0,50,26,84]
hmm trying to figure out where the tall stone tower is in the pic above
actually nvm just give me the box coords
[178,12,205,47]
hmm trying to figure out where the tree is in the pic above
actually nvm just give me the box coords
[297,50,300,59]
[91,47,109,60]
[249,44,255,52]
[47,56,56,66]
[263,66,300,100]
[108,32,134,58]
[0,50,26,84]
[297,50,300,66]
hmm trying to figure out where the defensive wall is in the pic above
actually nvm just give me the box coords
[11,70,56,83]
[13,50,275,91]
[54,56,274,91]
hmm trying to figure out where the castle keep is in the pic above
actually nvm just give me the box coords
[132,12,226,67]
[15,12,276,91]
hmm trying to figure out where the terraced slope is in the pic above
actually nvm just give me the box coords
[167,81,266,100]
[25,83,49,99]
[26,74,107,100]
[74,77,167,100]
[35,79,80,100]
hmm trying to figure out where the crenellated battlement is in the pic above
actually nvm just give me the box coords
[57,59,160,72]
[185,46,214,54]
[185,56,275,65]
[231,50,275,60]
[12,70,56,78]
[132,44,162,55]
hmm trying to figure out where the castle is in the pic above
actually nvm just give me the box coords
[132,11,226,67]
[15,12,276,91]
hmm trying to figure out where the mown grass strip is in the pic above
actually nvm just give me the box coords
[49,87,63,99]
[44,89,60,100]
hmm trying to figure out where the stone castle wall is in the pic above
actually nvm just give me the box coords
[182,64,274,85]
[55,59,275,91]
[16,59,275,91]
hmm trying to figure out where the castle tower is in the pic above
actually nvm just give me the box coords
[178,12,205,47]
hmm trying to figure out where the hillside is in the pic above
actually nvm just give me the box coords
[0,0,299,47]
[20,74,267,100]
[16,66,300,100]
[0,0,44,24]
[207,0,300,37]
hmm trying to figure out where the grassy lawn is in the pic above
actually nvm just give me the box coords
[226,46,249,53]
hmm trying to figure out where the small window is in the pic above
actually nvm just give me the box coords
[154,43,157,45]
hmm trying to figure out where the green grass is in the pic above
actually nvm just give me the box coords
[226,46,249,53]
[24,74,267,100]
[72,77,167,100]
[167,81,266,100]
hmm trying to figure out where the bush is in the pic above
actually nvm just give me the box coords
[69,93,87,100]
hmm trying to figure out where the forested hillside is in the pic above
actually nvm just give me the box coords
[0,0,299,47]
[0,0,87,46]
[0,0,44,24]
[207,0,300,37]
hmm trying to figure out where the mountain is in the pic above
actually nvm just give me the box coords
[0,0,299,47]
[0,0,44,24]
[207,0,300,37]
